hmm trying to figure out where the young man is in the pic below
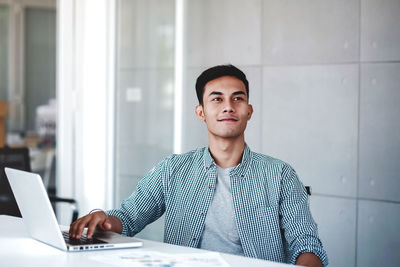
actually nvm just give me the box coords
[69,65,328,267]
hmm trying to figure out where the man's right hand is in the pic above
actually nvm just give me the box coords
[69,211,122,239]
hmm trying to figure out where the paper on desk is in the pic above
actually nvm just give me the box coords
[89,250,231,267]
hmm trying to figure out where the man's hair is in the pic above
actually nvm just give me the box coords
[195,64,249,105]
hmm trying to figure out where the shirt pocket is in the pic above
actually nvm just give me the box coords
[254,205,281,239]
[255,205,279,220]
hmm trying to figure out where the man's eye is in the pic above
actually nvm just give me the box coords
[212,97,222,101]
[233,97,243,101]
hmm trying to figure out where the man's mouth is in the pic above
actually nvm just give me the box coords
[218,117,238,122]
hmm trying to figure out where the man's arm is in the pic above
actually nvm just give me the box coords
[70,157,170,239]
[107,159,168,236]
[279,164,328,266]
[296,252,323,267]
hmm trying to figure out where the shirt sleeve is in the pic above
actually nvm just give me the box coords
[279,164,329,266]
[106,157,169,237]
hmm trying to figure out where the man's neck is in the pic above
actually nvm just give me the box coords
[208,136,245,168]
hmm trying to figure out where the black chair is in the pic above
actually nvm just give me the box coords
[0,147,79,222]
[0,147,29,217]
[305,186,312,196]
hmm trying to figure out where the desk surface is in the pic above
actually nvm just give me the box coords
[0,215,292,267]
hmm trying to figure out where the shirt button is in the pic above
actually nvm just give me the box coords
[208,185,212,190]
[241,174,245,178]
[201,212,205,216]
[192,237,197,241]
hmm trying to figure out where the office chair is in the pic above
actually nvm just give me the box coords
[0,147,28,217]
[305,186,312,196]
[0,147,79,222]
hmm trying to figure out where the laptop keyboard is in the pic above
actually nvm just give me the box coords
[62,231,107,245]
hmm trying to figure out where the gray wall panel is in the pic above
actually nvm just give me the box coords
[310,196,356,267]
[357,200,400,267]
[361,0,400,61]
[262,65,358,197]
[117,69,174,148]
[185,0,262,67]
[116,68,173,190]
[117,70,150,147]
[118,145,169,177]
[359,63,400,202]
[118,0,175,69]
[263,0,359,64]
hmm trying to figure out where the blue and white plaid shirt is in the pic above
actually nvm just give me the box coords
[107,144,328,266]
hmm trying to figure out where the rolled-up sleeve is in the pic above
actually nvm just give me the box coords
[106,157,169,237]
[279,164,329,266]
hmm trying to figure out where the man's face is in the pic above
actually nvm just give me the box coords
[195,76,253,140]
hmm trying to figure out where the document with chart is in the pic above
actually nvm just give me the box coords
[90,250,231,267]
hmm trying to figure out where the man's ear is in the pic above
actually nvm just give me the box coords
[247,104,253,121]
[195,105,206,122]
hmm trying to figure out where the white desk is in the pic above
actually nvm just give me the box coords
[0,215,292,267]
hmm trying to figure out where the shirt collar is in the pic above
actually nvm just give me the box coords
[203,143,252,178]
[203,146,215,169]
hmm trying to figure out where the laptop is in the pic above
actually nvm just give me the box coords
[5,167,143,252]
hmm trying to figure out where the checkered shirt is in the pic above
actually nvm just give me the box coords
[107,144,328,266]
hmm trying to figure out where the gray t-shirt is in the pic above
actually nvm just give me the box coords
[198,166,244,256]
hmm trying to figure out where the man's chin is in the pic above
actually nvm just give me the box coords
[212,131,244,139]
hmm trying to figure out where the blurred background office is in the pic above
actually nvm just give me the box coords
[0,0,399,266]
[0,0,57,202]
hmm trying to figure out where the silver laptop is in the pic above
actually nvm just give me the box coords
[5,167,143,252]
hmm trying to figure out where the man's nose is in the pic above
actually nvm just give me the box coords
[223,100,234,113]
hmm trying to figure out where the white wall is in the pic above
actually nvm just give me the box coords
[57,0,116,224]
[116,0,400,266]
